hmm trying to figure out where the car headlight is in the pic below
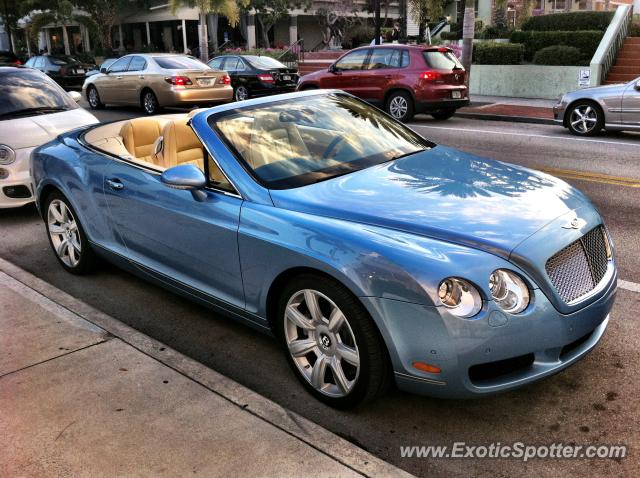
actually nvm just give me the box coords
[438,277,482,318]
[489,269,530,314]
[0,145,16,165]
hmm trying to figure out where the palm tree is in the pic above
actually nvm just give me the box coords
[28,0,94,55]
[170,0,248,63]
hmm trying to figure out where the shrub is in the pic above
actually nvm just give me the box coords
[532,45,584,65]
[522,11,614,32]
[510,30,603,62]
[343,24,374,49]
[440,31,460,41]
[631,22,640,37]
[477,25,513,39]
[473,42,523,65]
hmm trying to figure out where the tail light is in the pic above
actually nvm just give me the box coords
[13,59,22,65]
[165,75,193,86]
[60,67,67,75]
[420,71,440,81]
[218,74,231,85]
[257,74,275,83]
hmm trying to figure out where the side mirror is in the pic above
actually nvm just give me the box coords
[329,64,340,74]
[68,91,82,103]
[100,67,109,74]
[161,164,207,201]
[635,80,640,91]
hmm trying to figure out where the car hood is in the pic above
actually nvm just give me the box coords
[0,108,98,150]
[270,146,591,257]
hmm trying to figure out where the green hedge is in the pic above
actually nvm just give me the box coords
[532,45,584,66]
[474,42,524,65]
[440,31,460,40]
[510,30,603,62]
[522,11,614,32]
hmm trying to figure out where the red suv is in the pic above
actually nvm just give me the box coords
[297,45,468,122]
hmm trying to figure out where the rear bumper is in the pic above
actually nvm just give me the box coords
[251,84,297,97]
[415,98,470,113]
[161,85,233,106]
[56,76,85,90]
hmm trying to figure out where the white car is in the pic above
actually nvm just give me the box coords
[0,67,99,208]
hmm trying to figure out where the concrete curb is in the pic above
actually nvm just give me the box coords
[0,257,414,478]
[454,111,556,126]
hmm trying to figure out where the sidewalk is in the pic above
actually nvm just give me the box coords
[456,95,556,125]
[0,259,413,478]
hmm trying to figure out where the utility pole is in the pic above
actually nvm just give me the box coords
[461,0,475,85]
[374,0,381,45]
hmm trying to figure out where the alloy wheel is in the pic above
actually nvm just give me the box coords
[88,88,98,107]
[235,86,249,101]
[389,96,408,119]
[570,105,598,134]
[283,289,361,398]
[47,199,81,268]
[143,92,157,114]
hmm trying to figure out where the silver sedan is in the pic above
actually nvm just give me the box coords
[554,76,640,136]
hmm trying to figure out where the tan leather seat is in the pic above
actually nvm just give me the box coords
[120,118,163,164]
[247,114,309,169]
[160,118,205,171]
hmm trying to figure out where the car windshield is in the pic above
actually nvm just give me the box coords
[422,50,463,70]
[100,58,117,69]
[210,93,432,189]
[244,55,287,69]
[154,56,210,70]
[50,56,80,65]
[0,69,77,119]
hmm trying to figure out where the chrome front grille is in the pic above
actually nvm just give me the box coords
[545,226,610,303]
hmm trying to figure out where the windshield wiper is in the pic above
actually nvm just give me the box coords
[0,106,70,119]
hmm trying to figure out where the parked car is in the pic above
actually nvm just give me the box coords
[24,55,94,90]
[85,57,118,78]
[0,67,98,208]
[0,50,22,66]
[297,45,469,122]
[83,53,232,115]
[208,54,298,102]
[554,76,640,136]
[31,90,616,408]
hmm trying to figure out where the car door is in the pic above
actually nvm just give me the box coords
[120,55,147,104]
[319,49,370,96]
[362,48,408,104]
[97,56,132,103]
[101,159,245,309]
[620,78,640,127]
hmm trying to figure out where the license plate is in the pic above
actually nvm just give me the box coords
[76,69,85,74]
[197,78,214,87]
[282,75,291,81]
[452,90,462,99]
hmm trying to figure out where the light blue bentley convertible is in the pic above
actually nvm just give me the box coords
[32,90,617,407]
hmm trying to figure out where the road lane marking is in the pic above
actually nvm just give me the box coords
[619,280,640,293]
[411,124,640,147]
[539,167,640,188]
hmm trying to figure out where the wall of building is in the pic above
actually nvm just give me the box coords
[469,64,590,98]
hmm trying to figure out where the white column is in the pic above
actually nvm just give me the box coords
[182,18,188,53]
[146,22,151,46]
[289,15,298,46]
[45,28,52,53]
[26,30,31,56]
[82,25,90,51]
[246,14,256,49]
[118,24,124,51]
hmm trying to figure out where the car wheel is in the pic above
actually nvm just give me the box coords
[141,90,160,115]
[386,91,414,122]
[234,85,250,102]
[566,101,603,136]
[87,86,104,109]
[277,274,390,408]
[45,191,97,275]
[431,108,456,121]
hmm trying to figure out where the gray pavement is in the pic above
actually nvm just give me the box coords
[0,264,409,478]
[470,94,557,108]
[1,111,638,477]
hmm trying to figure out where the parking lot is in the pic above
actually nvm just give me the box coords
[1,103,638,476]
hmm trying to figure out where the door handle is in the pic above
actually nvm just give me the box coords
[116,75,123,79]
[384,75,393,79]
[138,75,145,79]
[106,178,124,191]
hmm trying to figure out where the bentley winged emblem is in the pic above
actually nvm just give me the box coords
[562,216,586,230]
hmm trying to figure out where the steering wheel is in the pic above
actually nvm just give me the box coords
[322,136,346,160]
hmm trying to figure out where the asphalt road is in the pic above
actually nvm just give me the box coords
[1,110,638,477]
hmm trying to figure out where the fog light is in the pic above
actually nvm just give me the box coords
[2,185,31,199]
[412,361,441,374]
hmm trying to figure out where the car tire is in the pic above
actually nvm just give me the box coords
[566,101,603,136]
[386,91,414,123]
[431,108,456,121]
[276,274,390,408]
[234,85,250,102]
[141,89,160,115]
[87,86,104,110]
[44,191,97,275]
[298,84,318,91]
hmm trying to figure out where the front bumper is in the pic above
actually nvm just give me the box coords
[0,147,35,209]
[362,269,616,399]
[553,102,565,125]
